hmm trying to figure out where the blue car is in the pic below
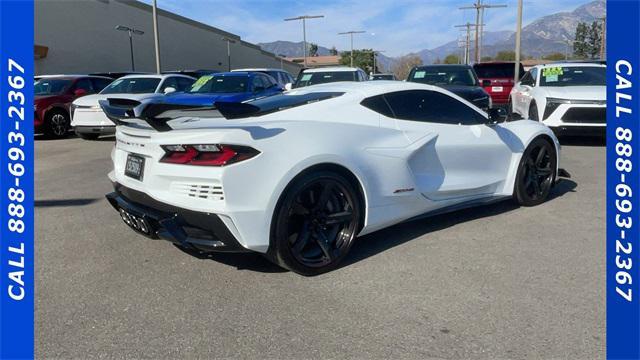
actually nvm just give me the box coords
[162,71,283,107]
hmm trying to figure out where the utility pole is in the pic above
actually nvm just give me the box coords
[455,23,476,64]
[338,30,366,67]
[598,16,606,60]
[284,15,324,67]
[370,50,385,74]
[221,37,236,71]
[514,0,522,83]
[152,0,161,73]
[460,0,506,63]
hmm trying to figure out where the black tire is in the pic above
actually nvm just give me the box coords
[270,171,362,276]
[76,132,100,140]
[528,101,539,121]
[514,137,557,206]
[44,109,70,138]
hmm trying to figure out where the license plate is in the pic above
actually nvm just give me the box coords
[125,154,145,180]
[491,86,504,92]
[119,208,152,235]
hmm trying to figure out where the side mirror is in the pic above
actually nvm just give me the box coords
[74,88,87,97]
[284,83,292,91]
[487,107,507,124]
[163,86,176,94]
[481,79,492,87]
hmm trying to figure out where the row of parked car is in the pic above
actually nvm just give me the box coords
[34,60,605,140]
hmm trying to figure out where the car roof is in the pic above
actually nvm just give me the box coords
[118,73,195,80]
[232,68,286,72]
[302,66,362,73]
[535,62,606,69]
[287,80,454,97]
[416,64,471,69]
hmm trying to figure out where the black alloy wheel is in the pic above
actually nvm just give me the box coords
[45,110,70,138]
[271,171,361,275]
[514,138,557,206]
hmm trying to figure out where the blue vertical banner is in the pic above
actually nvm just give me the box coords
[607,0,640,359]
[0,0,35,359]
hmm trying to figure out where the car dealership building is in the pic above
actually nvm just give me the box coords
[34,0,302,76]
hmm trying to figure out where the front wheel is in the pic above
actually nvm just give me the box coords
[514,138,557,206]
[45,110,70,138]
[270,171,362,276]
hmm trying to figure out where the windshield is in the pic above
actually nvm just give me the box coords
[34,79,72,95]
[188,75,248,93]
[100,78,161,94]
[294,71,356,88]
[409,67,477,86]
[539,66,606,87]
[473,63,523,78]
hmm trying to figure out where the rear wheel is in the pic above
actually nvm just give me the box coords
[45,110,70,138]
[270,171,362,276]
[514,137,557,206]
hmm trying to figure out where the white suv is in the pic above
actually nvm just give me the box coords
[293,67,369,89]
[509,62,606,136]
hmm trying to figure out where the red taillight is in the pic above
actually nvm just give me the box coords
[160,144,259,166]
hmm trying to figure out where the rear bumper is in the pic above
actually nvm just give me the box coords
[106,183,251,253]
[550,125,606,137]
[75,125,116,136]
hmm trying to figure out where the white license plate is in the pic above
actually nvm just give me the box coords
[125,154,145,180]
[491,86,504,92]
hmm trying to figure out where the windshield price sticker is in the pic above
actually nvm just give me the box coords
[414,70,426,79]
[543,66,564,78]
[191,75,212,91]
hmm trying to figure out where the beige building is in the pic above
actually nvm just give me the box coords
[34,0,302,75]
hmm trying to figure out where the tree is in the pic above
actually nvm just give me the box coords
[543,52,566,61]
[443,54,460,64]
[309,43,319,57]
[481,56,493,62]
[574,22,589,58]
[587,21,602,59]
[392,55,423,80]
[495,51,516,61]
[434,57,442,64]
[339,49,376,73]
[329,46,338,56]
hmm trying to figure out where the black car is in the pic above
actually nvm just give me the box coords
[407,64,491,111]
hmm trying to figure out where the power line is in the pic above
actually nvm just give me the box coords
[460,0,507,63]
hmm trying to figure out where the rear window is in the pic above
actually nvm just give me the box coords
[473,63,524,79]
[294,71,356,88]
[100,78,161,94]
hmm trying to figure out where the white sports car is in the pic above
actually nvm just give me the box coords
[70,74,195,139]
[101,81,562,275]
[509,62,606,136]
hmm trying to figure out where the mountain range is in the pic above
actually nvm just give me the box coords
[258,0,605,70]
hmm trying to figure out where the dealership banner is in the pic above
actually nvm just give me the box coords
[0,0,35,359]
[607,0,640,359]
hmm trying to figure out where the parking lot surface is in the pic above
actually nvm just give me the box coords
[36,135,604,359]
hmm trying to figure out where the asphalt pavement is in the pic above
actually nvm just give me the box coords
[35,134,605,359]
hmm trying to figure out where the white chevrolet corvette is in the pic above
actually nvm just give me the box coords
[101,81,563,275]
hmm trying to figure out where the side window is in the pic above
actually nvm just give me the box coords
[252,76,265,92]
[383,90,486,125]
[263,75,276,88]
[361,95,394,118]
[530,68,538,86]
[520,71,534,86]
[91,78,112,92]
[177,77,195,91]
[74,78,94,93]
[159,77,179,92]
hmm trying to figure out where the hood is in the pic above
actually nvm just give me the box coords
[541,86,605,101]
[162,92,252,107]
[74,92,160,106]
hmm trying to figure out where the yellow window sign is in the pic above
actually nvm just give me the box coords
[191,75,213,91]
[542,67,564,77]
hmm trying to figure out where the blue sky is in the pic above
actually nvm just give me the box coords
[141,0,589,56]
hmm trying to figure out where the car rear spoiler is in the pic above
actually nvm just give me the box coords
[99,98,261,132]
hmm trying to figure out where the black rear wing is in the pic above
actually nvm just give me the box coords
[99,98,263,132]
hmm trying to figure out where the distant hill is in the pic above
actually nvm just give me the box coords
[259,0,605,68]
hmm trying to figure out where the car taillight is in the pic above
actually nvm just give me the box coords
[160,144,259,166]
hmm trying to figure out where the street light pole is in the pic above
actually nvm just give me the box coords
[222,37,236,71]
[284,15,324,67]
[514,0,523,83]
[152,0,161,73]
[338,30,366,67]
[115,25,144,71]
